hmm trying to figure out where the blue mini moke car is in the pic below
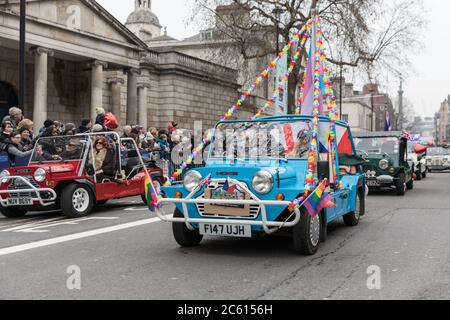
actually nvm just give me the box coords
[157,115,366,255]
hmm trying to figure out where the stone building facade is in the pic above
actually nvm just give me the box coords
[436,96,450,145]
[0,0,241,132]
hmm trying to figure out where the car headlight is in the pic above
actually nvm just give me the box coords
[183,170,202,192]
[0,170,10,183]
[252,171,273,194]
[379,159,389,170]
[34,168,46,183]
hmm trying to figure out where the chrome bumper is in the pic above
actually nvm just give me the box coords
[155,178,301,235]
[0,176,57,207]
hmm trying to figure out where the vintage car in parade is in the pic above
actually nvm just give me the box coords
[0,132,165,218]
[407,143,428,180]
[353,131,414,195]
[426,146,450,172]
[156,115,366,255]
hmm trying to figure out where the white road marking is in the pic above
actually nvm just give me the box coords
[124,207,148,211]
[0,217,64,231]
[9,217,119,233]
[0,215,172,257]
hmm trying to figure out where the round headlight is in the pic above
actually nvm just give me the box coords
[34,168,46,183]
[183,170,202,192]
[0,170,10,183]
[379,159,389,170]
[252,171,273,194]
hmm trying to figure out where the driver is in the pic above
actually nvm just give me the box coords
[60,139,82,160]
[287,129,310,158]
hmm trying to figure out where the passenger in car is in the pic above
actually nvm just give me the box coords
[94,137,117,181]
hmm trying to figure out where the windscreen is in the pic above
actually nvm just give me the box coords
[428,147,450,156]
[211,120,312,160]
[354,137,400,155]
[31,136,88,163]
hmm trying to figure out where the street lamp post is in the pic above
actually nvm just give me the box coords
[272,5,282,54]
[370,92,375,132]
[19,0,26,109]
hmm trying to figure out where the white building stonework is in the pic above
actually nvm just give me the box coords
[0,0,240,131]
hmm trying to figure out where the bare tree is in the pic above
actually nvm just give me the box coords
[189,0,426,113]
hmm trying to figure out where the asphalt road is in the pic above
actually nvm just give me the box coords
[0,173,449,300]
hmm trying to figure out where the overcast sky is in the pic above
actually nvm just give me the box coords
[97,0,448,118]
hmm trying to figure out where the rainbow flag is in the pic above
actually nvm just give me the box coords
[145,176,160,212]
[304,179,336,217]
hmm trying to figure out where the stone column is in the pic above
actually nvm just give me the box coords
[126,68,140,125]
[107,78,125,118]
[90,60,108,122]
[31,47,53,129]
[137,83,150,128]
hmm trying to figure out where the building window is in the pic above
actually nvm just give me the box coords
[342,114,349,123]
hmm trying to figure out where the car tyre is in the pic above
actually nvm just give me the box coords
[141,179,163,206]
[292,207,321,255]
[422,169,427,179]
[61,183,94,218]
[406,175,414,190]
[416,165,422,181]
[0,206,27,218]
[172,208,203,247]
[396,173,406,196]
[343,189,364,226]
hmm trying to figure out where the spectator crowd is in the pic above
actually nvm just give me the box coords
[0,106,205,176]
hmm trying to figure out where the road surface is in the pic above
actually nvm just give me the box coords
[0,173,449,300]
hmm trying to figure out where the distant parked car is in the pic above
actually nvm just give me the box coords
[426,147,450,172]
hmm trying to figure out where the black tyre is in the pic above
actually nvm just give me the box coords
[61,183,94,218]
[172,208,203,247]
[343,189,364,226]
[422,169,427,179]
[292,208,321,255]
[406,175,414,190]
[396,173,406,196]
[416,166,422,181]
[0,206,27,218]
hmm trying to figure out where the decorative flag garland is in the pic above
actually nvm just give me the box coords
[164,19,313,187]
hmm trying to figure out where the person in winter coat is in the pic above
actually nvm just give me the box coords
[79,119,92,133]
[5,131,33,167]
[93,137,117,181]
[95,107,106,130]
[20,127,33,151]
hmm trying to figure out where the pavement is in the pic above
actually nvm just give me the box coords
[0,173,449,300]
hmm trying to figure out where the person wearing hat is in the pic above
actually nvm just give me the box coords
[60,138,83,160]
[95,107,106,130]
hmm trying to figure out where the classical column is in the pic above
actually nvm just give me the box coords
[137,83,150,128]
[31,47,53,129]
[126,68,140,125]
[107,78,125,118]
[90,60,108,122]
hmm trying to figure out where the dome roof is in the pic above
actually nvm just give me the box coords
[126,9,161,27]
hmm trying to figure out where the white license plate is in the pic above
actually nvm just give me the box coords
[367,180,380,187]
[7,198,33,206]
[199,223,252,238]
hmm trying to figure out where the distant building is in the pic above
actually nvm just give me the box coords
[436,96,450,145]
[332,79,395,132]
[405,116,436,138]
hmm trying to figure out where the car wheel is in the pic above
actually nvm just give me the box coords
[343,189,364,226]
[396,173,406,196]
[0,206,27,218]
[416,165,422,181]
[61,183,94,218]
[422,169,427,179]
[172,208,203,247]
[292,207,321,255]
[406,176,414,190]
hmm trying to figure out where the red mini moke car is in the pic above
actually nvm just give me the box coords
[0,132,165,218]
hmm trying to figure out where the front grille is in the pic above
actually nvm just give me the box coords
[7,176,40,198]
[196,181,260,219]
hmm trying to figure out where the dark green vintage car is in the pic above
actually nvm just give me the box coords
[353,131,413,196]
